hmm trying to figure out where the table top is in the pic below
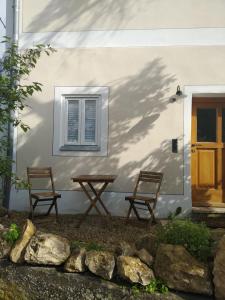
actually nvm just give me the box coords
[72,175,117,183]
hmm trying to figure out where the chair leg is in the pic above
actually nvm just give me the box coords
[54,198,59,222]
[132,203,141,220]
[126,201,133,223]
[146,202,156,225]
[46,201,54,216]
[29,199,37,220]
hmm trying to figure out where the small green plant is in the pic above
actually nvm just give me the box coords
[145,279,168,294]
[86,241,104,252]
[71,240,104,251]
[131,280,168,296]
[156,219,212,261]
[3,223,20,244]
[131,284,141,296]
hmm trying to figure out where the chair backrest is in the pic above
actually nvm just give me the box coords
[133,171,163,197]
[27,167,55,194]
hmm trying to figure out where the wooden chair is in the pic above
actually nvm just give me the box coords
[125,171,163,225]
[27,167,61,220]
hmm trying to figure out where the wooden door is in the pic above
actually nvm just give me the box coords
[192,98,225,206]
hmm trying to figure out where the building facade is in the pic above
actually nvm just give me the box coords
[8,0,225,217]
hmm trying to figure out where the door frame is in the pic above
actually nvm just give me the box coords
[183,85,225,207]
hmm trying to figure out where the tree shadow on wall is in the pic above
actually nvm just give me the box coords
[25,0,142,32]
[15,57,189,216]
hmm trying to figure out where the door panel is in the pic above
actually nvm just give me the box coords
[192,98,225,206]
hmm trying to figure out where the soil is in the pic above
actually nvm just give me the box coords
[0,212,154,251]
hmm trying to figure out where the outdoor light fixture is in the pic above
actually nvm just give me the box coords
[170,85,186,102]
[176,85,182,96]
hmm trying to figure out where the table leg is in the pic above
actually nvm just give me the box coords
[88,182,111,216]
[76,182,108,228]
[79,182,102,215]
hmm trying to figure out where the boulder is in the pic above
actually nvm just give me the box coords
[115,241,136,256]
[135,248,153,267]
[64,248,86,273]
[10,219,36,263]
[213,235,225,299]
[211,228,225,257]
[25,232,70,265]
[117,256,155,286]
[154,244,212,295]
[135,233,157,257]
[85,251,115,280]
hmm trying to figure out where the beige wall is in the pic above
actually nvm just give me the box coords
[16,46,225,193]
[22,0,225,32]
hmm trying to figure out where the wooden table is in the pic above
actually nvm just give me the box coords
[72,175,117,227]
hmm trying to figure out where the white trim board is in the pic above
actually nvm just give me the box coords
[183,85,225,209]
[19,27,225,49]
[10,189,190,218]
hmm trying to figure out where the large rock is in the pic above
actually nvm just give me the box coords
[25,232,70,265]
[135,233,157,257]
[213,235,225,299]
[10,219,36,263]
[115,241,136,256]
[117,256,155,286]
[135,248,153,267]
[64,248,86,273]
[154,244,212,295]
[211,228,225,257]
[85,251,115,280]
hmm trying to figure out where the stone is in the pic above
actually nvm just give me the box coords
[154,244,212,296]
[25,232,70,265]
[135,248,153,267]
[85,251,115,280]
[210,228,225,257]
[115,241,136,256]
[64,248,86,273]
[117,256,155,286]
[135,233,158,257]
[10,219,36,263]
[213,235,225,299]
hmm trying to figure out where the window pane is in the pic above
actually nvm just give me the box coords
[67,100,79,142]
[222,109,225,142]
[85,100,96,143]
[197,108,216,142]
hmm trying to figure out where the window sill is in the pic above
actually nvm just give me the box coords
[60,145,101,152]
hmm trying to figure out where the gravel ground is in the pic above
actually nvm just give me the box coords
[0,212,154,251]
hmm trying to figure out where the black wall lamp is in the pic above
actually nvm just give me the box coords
[170,85,186,102]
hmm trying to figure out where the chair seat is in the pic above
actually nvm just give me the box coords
[31,192,61,200]
[125,195,156,202]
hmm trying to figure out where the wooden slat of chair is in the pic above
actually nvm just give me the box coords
[125,171,163,225]
[27,167,60,221]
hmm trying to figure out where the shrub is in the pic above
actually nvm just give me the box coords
[3,223,20,244]
[155,219,212,261]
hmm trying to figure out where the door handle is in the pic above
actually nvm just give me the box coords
[191,144,202,147]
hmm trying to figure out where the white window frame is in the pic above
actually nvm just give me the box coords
[53,87,109,156]
[64,95,99,146]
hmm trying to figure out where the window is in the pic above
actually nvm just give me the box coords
[53,87,109,156]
